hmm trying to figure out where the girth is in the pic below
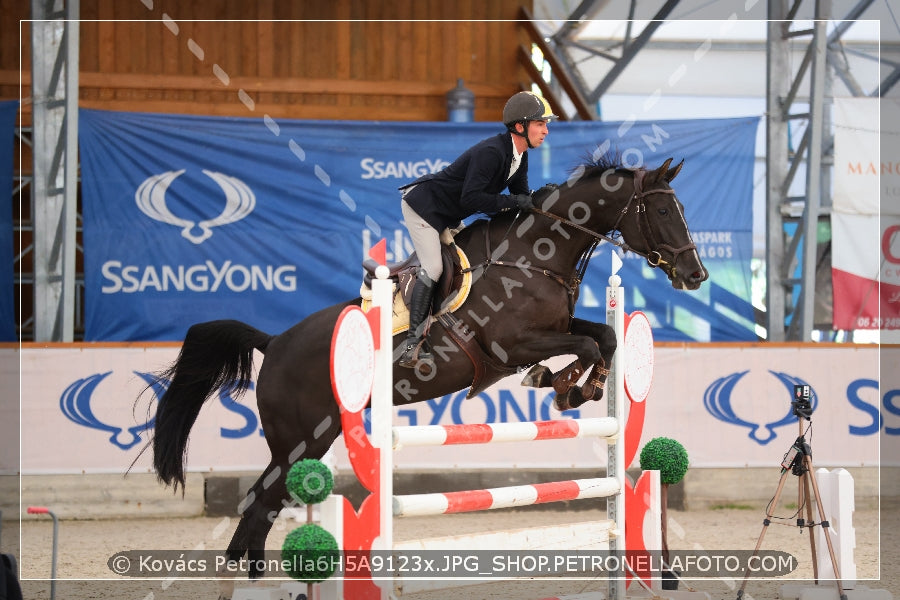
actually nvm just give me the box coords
[461,220,583,320]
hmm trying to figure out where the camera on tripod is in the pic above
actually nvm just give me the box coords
[739,382,848,600]
[791,384,813,420]
[780,385,814,474]
[780,436,809,474]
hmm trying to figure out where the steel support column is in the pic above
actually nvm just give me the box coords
[30,0,79,341]
[766,0,832,341]
[796,14,828,339]
[586,0,681,104]
[765,2,790,341]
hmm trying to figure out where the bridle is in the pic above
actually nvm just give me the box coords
[530,167,698,280]
[462,166,700,319]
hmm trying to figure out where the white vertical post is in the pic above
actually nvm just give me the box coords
[606,272,626,600]
[643,470,663,590]
[318,494,343,600]
[815,468,857,588]
[371,269,394,600]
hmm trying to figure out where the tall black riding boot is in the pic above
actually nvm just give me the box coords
[399,272,436,370]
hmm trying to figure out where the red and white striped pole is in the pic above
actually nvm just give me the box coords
[393,477,621,517]
[392,417,618,448]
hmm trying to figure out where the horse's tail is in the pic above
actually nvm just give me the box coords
[151,319,272,491]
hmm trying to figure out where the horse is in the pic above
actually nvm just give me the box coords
[146,155,708,579]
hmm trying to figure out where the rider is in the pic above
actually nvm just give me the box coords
[398,90,557,370]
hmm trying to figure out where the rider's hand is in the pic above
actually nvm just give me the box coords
[531,184,558,210]
[515,193,534,211]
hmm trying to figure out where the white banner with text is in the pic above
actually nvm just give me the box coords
[11,343,897,476]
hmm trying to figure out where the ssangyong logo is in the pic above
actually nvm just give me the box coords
[100,169,297,294]
[135,169,255,244]
[360,157,449,180]
[59,371,165,450]
[703,370,818,445]
[59,372,266,445]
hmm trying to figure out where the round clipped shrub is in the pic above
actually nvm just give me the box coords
[639,437,689,485]
[281,523,339,581]
[285,459,334,505]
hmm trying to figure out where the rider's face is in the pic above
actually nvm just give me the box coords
[526,120,549,148]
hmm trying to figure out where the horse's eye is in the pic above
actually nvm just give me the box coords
[658,208,669,216]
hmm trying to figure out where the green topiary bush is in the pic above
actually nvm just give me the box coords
[639,437,689,485]
[281,523,340,581]
[285,459,334,505]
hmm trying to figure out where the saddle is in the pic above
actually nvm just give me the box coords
[360,241,518,397]
[360,244,471,334]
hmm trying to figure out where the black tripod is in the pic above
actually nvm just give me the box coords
[735,394,847,600]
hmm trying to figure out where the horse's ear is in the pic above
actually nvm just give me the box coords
[646,158,673,184]
[665,159,684,183]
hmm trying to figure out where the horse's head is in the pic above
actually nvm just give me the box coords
[530,154,708,291]
[611,158,708,290]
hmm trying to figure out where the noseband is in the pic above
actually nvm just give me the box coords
[531,167,698,280]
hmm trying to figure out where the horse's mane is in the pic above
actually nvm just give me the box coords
[574,148,634,180]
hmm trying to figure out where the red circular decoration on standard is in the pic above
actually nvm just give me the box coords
[330,306,375,414]
[623,310,654,403]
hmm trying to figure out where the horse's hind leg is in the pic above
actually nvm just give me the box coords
[245,468,288,579]
[223,462,286,579]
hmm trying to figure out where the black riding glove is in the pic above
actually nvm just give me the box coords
[515,193,534,211]
[531,184,558,210]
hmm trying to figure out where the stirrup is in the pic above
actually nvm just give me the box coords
[398,337,434,373]
[398,337,420,368]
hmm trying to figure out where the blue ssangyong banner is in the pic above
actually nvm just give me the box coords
[78,109,757,342]
[0,100,18,342]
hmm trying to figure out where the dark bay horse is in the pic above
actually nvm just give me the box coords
[147,155,707,578]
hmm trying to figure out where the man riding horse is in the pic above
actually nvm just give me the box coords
[398,90,557,371]
[147,102,709,579]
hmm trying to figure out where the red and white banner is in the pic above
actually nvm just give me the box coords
[831,97,900,331]
[11,343,895,475]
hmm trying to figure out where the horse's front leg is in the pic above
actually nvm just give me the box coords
[508,329,599,411]
[572,318,616,403]
[521,358,588,407]
[519,319,616,410]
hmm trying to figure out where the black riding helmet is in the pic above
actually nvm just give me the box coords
[503,91,558,148]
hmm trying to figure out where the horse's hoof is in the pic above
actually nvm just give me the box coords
[554,387,588,411]
[521,364,551,388]
[554,391,573,412]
